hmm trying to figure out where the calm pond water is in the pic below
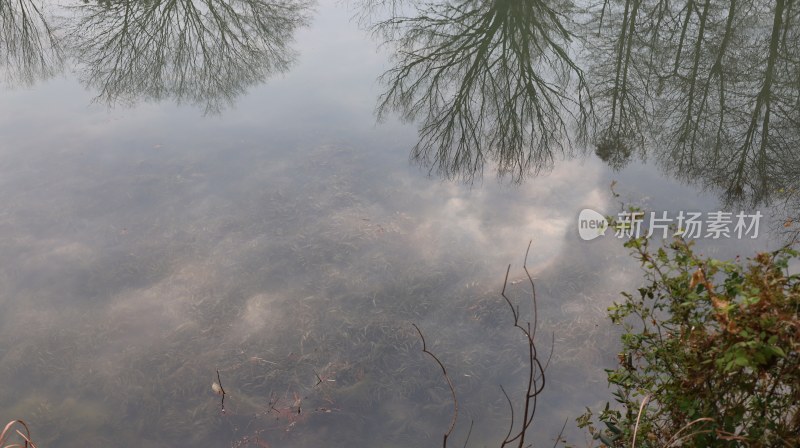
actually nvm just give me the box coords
[1,0,797,446]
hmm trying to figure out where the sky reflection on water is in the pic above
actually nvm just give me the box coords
[0,0,794,447]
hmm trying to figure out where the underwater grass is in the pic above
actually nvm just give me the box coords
[0,144,616,447]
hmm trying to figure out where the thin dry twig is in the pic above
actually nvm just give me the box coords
[499,384,516,444]
[522,241,538,340]
[0,420,38,448]
[631,394,651,448]
[216,369,227,414]
[414,241,551,448]
[664,417,715,446]
[553,418,568,448]
[412,323,458,448]
[499,240,548,448]
[462,420,474,448]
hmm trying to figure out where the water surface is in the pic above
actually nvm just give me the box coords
[0,0,797,446]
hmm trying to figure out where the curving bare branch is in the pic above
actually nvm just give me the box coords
[412,322,458,447]
[414,241,553,447]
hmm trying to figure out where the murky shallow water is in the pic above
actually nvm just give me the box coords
[0,0,794,447]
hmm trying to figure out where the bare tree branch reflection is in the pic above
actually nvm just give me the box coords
[0,0,63,86]
[370,0,592,183]
[66,0,311,113]
[586,0,651,167]
[588,0,800,209]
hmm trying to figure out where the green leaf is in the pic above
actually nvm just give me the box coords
[599,434,618,446]
[605,421,622,434]
[735,356,750,367]
[770,346,786,357]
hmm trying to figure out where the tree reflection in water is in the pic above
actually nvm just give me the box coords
[2,0,799,211]
[367,0,592,183]
[588,0,800,209]
[66,0,311,113]
[366,0,799,217]
[0,0,62,86]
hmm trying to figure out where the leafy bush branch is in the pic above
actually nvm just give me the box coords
[579,236,800,447]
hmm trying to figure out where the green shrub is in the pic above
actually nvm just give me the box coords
[580,237,800,447]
